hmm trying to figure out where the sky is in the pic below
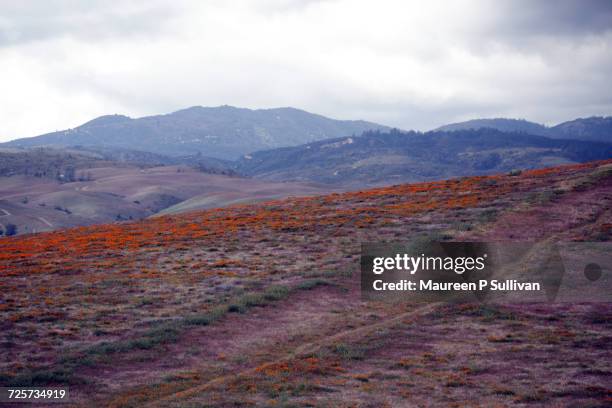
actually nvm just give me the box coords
[0,0,611,141]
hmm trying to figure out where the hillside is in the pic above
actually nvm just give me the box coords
[0,147,115,181]
[3,106,389,159]
[0,164,328,236]
[550,116,612,142]
[237,128,612,186]
[0,160,610,406]
[433,116,612,143]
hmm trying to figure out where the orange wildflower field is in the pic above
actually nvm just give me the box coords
[1,160,611,407]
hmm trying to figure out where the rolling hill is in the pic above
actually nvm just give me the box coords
[0,160,610,406]
[0,149,329,236]
[236,128,612,186]
[2,106,389,159]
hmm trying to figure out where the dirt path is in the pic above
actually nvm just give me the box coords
[73,283,438,407]
[149,302,439,407]
[37,216,53,227]
[73,285,360,405]
[145,178,612,407]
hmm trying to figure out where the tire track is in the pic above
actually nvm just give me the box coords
[148,302,439,407]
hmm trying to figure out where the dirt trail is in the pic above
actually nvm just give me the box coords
[75,285,361,405]
[37,216,53,227]
[149,302,439,407]
[77,283,438,407]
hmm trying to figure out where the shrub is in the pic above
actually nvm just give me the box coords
[4,223,17,236]
[184,306,228,326]
[452,221,472,231]
[332,343,365,360]
[296,279,329,290]
[478,208,498,223]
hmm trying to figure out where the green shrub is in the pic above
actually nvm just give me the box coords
[332,343,365,360]
[296,279,329,290]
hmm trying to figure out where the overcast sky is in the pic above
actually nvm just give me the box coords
[1,0,611,141]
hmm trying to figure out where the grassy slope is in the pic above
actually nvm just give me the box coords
[0,160,610,407]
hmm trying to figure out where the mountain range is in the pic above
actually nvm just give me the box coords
[3,106,388,159]
[4,107,611,161]
[237,128,612,186]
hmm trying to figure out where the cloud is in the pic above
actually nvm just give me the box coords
[0,0,611,141]
[492,0,612,38]
[0,0,181,46]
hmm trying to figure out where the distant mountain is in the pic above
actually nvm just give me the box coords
[434,118,550,136]
[433,116,612,142]
[237,128,612,187]
[550,116,612,142]
[3,106,389,159]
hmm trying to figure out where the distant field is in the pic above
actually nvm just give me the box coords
[0,160,610,406]
[0,165,329,236]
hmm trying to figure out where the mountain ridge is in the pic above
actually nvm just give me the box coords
[237,128,612,186]
[433,116,612,142]
[5,108,611,161]
[550,116,612,142]
[3,106,390,160]
[434,118,550,135]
